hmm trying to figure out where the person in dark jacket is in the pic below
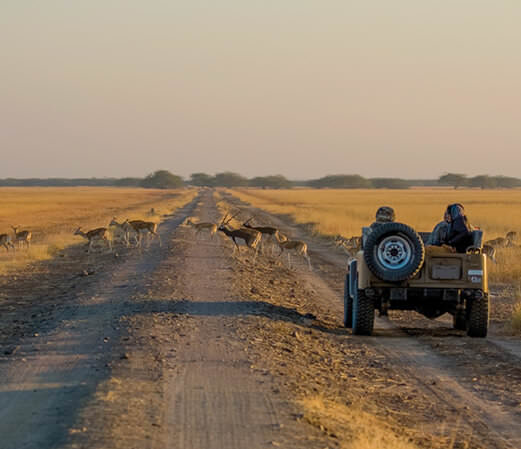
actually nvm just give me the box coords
[446,203,473,253]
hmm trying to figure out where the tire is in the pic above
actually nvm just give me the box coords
[467,294,489,338]
[343,274,353,328]
[364,222,425,282]
[453,312,466,331]
[352,289,374,335]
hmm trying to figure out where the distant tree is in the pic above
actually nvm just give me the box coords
[308,175,372,189]
[213,172,249,187]
[189,172,214,186]
[438,173,468,189]
[249,175,292,189]
[493,176,521,188]
[371,178,411,189]
[140,170,184,189]
[114,177,143,187]
[469,175,497,189]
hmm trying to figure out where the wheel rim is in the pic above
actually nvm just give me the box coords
[376,235,412,270]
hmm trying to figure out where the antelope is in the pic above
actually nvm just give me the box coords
[109,218,131,247]
[482,244,497,264]
[1,234,15,252]
[11,226,32,249]
[275,233,312,271]
[126,220,161,247]
[218,213,261,261]
[485,231,518,249]
[74,227,112,253]
[334,235,362,257]
[506,231,518,245]
[242,218,284,254]
[186,219,218,240]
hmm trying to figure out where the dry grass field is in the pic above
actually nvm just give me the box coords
[229,188,521,284]
[0,187,197,273]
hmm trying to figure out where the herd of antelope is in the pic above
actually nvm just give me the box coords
[186,212,312,270]
[73,218,161,253]
[0,226,32,252]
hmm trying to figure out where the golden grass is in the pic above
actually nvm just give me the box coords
[0,187,197,273]
[300,395,421,449]
[512,299,521,334]
[229,188,521,284]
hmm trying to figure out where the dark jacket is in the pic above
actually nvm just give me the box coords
[446,204,472,252]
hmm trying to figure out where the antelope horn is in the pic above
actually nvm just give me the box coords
[226,211,241,225]
[220,214,230,226]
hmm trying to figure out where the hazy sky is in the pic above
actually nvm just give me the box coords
[1,1,520,179]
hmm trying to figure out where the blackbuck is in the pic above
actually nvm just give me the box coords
[74,227,112,253]
[109,218,131,247]
[485,231,518,249]
[11,226,32,249]
[275,233,312,271]
[482,231,518,264]
[218,214,261,261]
[186,219,217,240]
[126,220,161,247]
[242,218,284,254]
[334,235,362,257]
[482,244,497,264]
[1,234,15,252]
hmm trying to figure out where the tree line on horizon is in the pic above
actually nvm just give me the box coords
[1,171,520,190]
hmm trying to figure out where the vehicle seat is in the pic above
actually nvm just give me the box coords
[466,230,483,252]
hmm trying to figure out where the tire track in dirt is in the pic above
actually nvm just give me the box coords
[0,196,199,449]
[162,191,310,449]
[222,190,521,449]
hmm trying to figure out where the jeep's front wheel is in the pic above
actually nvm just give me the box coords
[352,289,374,335]
[467,294,489,338]
[343,274,353,328]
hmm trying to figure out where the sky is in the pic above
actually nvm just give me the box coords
[1,1,520,180]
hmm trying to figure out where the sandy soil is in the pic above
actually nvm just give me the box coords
[0,190,520,449]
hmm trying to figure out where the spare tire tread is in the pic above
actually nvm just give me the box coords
[364,222,425,282]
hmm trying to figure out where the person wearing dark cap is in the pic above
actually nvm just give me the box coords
[370,206,395,229]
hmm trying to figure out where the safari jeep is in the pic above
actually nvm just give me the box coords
[344,222,489,337]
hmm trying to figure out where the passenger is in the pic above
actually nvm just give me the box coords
[446,203,473,253]
[427,210,450,246]
[370,206,395,229]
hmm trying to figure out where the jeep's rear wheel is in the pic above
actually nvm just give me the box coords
[467,294,489,338]
[352,289,374,335]
[364,222,425,282]
[343,274,353,328]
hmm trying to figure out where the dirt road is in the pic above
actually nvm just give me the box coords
[1,190,520,449]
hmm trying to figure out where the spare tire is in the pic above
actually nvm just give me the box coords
[364,222,425,282]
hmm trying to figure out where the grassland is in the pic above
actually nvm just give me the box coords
[229,188,521,284]
[0,187,197,273]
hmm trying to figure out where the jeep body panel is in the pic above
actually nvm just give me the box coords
[357,251,488,292]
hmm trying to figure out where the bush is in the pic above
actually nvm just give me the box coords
[140,170,184,189]
[371,178,411,189]
[213,172,249,187]
[249,175,292,189]
[308,175,372,189]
